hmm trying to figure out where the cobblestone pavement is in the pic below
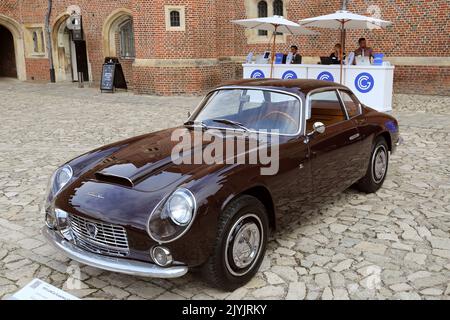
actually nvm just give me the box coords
[0,78,449,300]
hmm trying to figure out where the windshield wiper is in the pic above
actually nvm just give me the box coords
[183,120,208,130]
[212,119,249,132]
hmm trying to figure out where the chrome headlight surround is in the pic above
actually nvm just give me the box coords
[147,188,197,243]
[44,165,73,229]
[50,165,73,197]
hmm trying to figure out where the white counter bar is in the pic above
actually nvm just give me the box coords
[243,64,395,112]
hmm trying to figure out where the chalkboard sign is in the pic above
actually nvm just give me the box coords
[100,63,115,92]
[100,59,128,93]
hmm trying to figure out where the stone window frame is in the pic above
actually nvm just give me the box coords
[165,6,186,31]
[25,24,46,57]
[244,0,289,44]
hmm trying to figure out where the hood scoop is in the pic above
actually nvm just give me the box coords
[95,172,134,188]
[94,159,174,188]
[94,163,140,188]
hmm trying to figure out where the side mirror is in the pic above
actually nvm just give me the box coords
[305,122,325,143]
[312,122,326,134]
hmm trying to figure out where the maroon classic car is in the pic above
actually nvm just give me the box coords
[43,79,400,290]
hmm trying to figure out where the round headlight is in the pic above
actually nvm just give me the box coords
[167,190,195,226]
[147,188,197,243]
[52,165,73,195]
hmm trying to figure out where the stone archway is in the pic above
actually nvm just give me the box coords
[52,12,91,82]
[0,25,16,77]
[102,8,134,87]
[52,13,72,81]
[0,14,26,80]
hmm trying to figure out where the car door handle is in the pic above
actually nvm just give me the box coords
[349,133,360,141]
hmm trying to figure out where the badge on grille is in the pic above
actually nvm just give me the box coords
[86,222,98,238]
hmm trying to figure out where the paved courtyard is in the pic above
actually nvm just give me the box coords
[0,78,449,300]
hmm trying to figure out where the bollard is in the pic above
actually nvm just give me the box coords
[78,72,84,88]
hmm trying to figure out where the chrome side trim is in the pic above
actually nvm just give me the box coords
[335,89,350,119]
[42,227,188,278]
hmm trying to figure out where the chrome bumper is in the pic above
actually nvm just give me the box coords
[42,227,188,278]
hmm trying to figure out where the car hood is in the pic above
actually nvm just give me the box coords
[71,126,261,192]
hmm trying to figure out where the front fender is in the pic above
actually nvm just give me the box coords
[177,164,271,267]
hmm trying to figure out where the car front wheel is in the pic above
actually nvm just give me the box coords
[202,195,268,291]
[355,137,389,193]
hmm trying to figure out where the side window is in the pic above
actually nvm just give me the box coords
[308,90,346,130]
[340,91,361,118]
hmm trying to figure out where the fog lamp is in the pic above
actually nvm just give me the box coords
[55,209,69,229]
[151,246,173,267]
[45,208,57,229]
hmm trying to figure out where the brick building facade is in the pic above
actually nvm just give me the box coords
[0,0,449,95]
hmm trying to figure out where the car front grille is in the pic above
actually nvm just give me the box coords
[69,214,130,257]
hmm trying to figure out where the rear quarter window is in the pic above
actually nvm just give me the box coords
[339,91,361,118]
[307,90,346,130]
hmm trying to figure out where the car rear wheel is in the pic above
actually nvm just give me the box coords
[355,137,389,193]
[202,195,268,291]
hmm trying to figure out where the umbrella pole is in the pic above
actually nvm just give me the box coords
[270,25,278,78]
[343,28,346,59]
[340,22,344,84]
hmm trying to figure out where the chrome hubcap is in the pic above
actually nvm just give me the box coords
[225,214,263,276]
[232,222,260,268]
[373,146,387,183]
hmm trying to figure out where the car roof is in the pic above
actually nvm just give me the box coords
[218,79,349,96]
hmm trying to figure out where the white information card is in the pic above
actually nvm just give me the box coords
[9,278,79,300]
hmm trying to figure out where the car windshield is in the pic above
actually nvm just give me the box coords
[192,89,301,135]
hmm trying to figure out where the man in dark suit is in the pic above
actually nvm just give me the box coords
[290,45,302,64]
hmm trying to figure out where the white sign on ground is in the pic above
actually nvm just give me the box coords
[9,278,79,300]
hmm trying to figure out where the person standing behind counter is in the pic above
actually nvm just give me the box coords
[354,38,374,64]
[290,45,302,64]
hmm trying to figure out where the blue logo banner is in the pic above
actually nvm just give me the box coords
[317,71,334,82]
[355,72,375,93]
[282,71,298,80]
[250,70,265,79]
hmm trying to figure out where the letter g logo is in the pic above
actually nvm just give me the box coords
[355,72,375,93]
